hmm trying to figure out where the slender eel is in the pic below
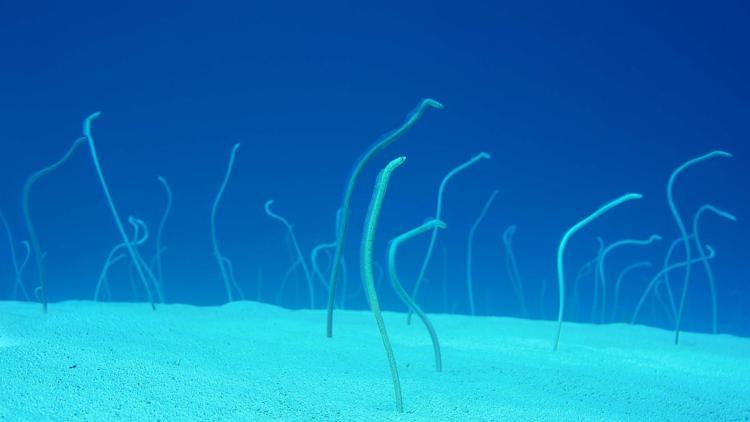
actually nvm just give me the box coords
[22,137,86,312]
[668,150,731,344]
[553,193,642,351]
[211,143,241,302]
[360,156,407,412]
[388,219,446,372]
[692,204,736,334]
[408,152,490,323]
[327,99,442,337]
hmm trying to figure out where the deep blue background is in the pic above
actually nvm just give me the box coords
[1,1,748,336]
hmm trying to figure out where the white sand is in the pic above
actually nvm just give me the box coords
[1,301,748,421]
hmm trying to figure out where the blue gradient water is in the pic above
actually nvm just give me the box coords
[1,1,748,339]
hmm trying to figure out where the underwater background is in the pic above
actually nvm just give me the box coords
[1,1,748,338]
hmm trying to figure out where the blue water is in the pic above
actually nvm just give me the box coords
[1,1,748,339]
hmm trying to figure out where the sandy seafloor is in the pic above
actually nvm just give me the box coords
[0,301,748,421]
